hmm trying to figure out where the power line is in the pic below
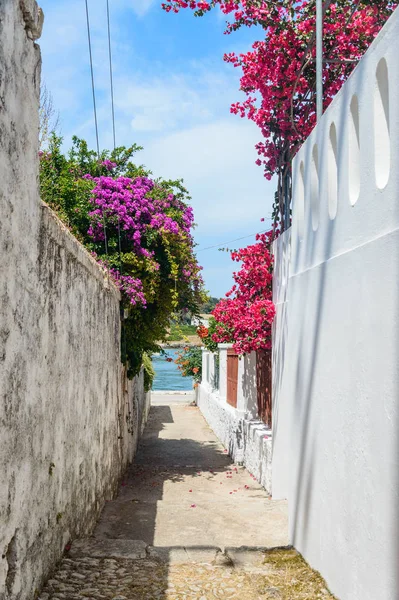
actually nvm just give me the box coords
[105,0,125,364]
[84,0,108,254]
[196,228,269,253]
[84,0,100,158]
[105,0,122,275]
[106,0,116,150]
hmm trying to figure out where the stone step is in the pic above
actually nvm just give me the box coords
[69,537,290,570]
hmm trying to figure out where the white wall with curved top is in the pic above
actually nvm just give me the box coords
[272,7,399,600]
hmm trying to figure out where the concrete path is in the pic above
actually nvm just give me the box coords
[39,398,289,599]
[151,391,195,405]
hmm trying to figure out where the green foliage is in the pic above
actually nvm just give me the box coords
[175,346,202,382]
[142,353,155,392]
[200,296,220,314]
[39,135,147,245]
[201,317,219,353]
[40,134,205,378]
[166,323,198,341]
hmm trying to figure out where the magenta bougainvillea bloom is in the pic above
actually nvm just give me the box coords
[163,0,396,179]
[85,174,202,306]
[211,231,275,354]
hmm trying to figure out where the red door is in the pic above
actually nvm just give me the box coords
[227,348,238,408]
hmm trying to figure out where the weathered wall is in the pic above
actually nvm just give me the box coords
[272,8,399,600]
[0,2,150,598]
[198,348,272,493]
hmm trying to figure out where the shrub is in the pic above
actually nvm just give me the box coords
[175,346,202,382]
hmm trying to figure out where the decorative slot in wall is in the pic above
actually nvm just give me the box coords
[328,123,338,220]
[311,145,319,230]
[349,95,360,206]
[374,57,390,189]
[296,161,305,240]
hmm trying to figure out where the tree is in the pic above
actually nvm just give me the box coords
[40,135,205,376]
[163,0,396,230]
[201,231,275,354]
[39,84,60,150]
[200,296,221,313]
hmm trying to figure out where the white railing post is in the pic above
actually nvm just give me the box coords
[217,343,231,403]
[237,355,246,417]
[201,347,209,387]
[208,350,215,388]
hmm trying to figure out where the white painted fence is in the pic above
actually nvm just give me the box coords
[272,7,399,600]
[198,346,273,492]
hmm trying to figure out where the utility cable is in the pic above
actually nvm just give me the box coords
[105,0,127,361]
[196,229,270,253]
[84,0,108,255]
[84,0,100,158]
[106,0,123,273]
[106,0,116,151]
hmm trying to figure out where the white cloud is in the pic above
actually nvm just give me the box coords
[114,69,233,136]
[131,0,155,17]
[139,118,275,234]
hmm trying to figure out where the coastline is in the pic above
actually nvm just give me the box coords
[159,338,202,349]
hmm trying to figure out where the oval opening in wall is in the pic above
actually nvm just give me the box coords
[328,122,338,220]
[348,95,360,205]
[311,145,319,230]
[296,161,305,240]
[374,58,390,189]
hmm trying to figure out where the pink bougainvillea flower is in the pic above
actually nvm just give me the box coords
[163,0,395,231]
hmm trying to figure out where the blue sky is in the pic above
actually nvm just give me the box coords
[38,0,275,297]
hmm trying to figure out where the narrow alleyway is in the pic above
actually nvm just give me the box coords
[39,397,290,599]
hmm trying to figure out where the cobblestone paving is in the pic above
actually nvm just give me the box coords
[39,556,272,600]
[39,552,335,600]
[39,404,333,600]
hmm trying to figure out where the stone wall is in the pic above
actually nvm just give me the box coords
[0,2,150,598]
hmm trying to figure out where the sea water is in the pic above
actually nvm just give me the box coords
[152,347,193,391]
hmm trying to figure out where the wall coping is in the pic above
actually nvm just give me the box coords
[41,202,121,302]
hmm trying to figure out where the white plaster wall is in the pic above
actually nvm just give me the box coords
[238,351,258,419]
[198,349,273,494]
[197,384,238,455]
[242,421,272,494]
[272,230,291,499]
[0,3,150,598]
[272,8,399,600]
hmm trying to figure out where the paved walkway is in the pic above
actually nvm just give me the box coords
[39,398,289,600]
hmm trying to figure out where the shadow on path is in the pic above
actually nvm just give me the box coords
[40,402,288,599]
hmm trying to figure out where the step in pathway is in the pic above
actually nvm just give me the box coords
[39,401,289,600]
